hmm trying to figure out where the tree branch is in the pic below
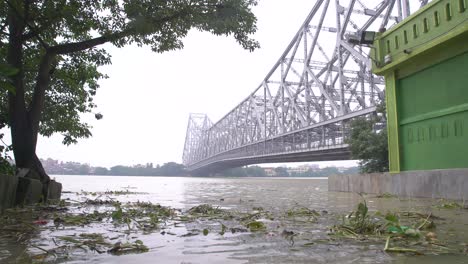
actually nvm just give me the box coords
[49,10,188,55]
[27,52,54,144]
[49,30,130,55]
[27,10,188,143]
[5,0,49,49]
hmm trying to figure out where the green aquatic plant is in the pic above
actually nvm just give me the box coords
[246,221,266,232]
[188,204,225,215]
[219,223,227,235]
[105,190,146,195]
[384,236,422,255]
[108,240,149,255]
[376,193,397,198]
[344,201,382,235]
[286,206,320,219]
[435,199,463,209]
[384,212,420,238]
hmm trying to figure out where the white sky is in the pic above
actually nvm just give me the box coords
[34,1,373,168]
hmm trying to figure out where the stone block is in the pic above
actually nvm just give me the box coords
[0,174,18,212]
[15,177,43,205]
[25,169,41,181]
[16,168,29,178]
[47,180,62,201]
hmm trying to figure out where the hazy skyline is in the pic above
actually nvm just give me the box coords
[30,0,359,169]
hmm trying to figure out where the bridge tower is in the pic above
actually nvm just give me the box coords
[372,0,468,172]
[183,0,426,175]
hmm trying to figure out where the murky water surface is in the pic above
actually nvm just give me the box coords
[1,176,467,263]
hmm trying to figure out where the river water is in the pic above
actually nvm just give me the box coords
[1,175,467,264]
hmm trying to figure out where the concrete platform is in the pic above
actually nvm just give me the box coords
[328,169,468,200]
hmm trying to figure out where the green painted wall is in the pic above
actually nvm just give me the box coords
[385,73,400,173]
[397,52,468,170]
[372,0,468,172]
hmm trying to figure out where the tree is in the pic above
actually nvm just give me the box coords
[347,102,389,173]
[1,0,259,195]
[244,165,266,177]
[317,166,340,176]
[93,166,108,176]
[159,162,186,176]
[0,64,16,175]
[218,167,247,177]
[109,165,132,176]
[274,167,289,177]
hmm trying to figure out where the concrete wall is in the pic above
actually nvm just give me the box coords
[15,176,43,205]
[0,174,18,213]
[328,168,468,200]
[48,180,62,201]
[0,173,62,212]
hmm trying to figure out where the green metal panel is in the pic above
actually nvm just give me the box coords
[372,0,468,172]
[397,52,468,170]
[385,72,401,173]
[373,0,468,76]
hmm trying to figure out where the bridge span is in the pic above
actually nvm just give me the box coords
[183,0,425,175]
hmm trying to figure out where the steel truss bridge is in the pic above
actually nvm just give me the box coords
[183,0,427,175]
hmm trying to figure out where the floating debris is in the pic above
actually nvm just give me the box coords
[246,221,266,232]
[376,193,397,198]
[328,198,461,256]
[1,190,466,262]
[281,230,297,245]
[188,204,225,215]
[286,206,320,219]
[108,240,149,255]
[434,200,463,209]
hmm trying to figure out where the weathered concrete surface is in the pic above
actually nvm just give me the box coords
[328,169,468,200]
[1,170,63,212]
[0,174,18,212]
[15,177,43,205]
[48,180,62,201]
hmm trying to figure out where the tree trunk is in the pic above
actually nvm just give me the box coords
[33,153,50,201]
[7,3,36,169]
[7,3,50,200]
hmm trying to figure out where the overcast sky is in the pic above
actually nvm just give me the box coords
[34,0,378,168]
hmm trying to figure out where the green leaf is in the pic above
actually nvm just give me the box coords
[387,226,402,234]
[0,81,16,95]
[219,224,226,235]
[0,64,19,76]
[246,221,266,232]
[385,213,398,223]
[357,202,368,218]
[2,0,259,148]
[112,207,123,221]
[58,236,81,244]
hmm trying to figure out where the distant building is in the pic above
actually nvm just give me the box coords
[287,164,320,174]
[263,167,276,176]
[336,166,348,173]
